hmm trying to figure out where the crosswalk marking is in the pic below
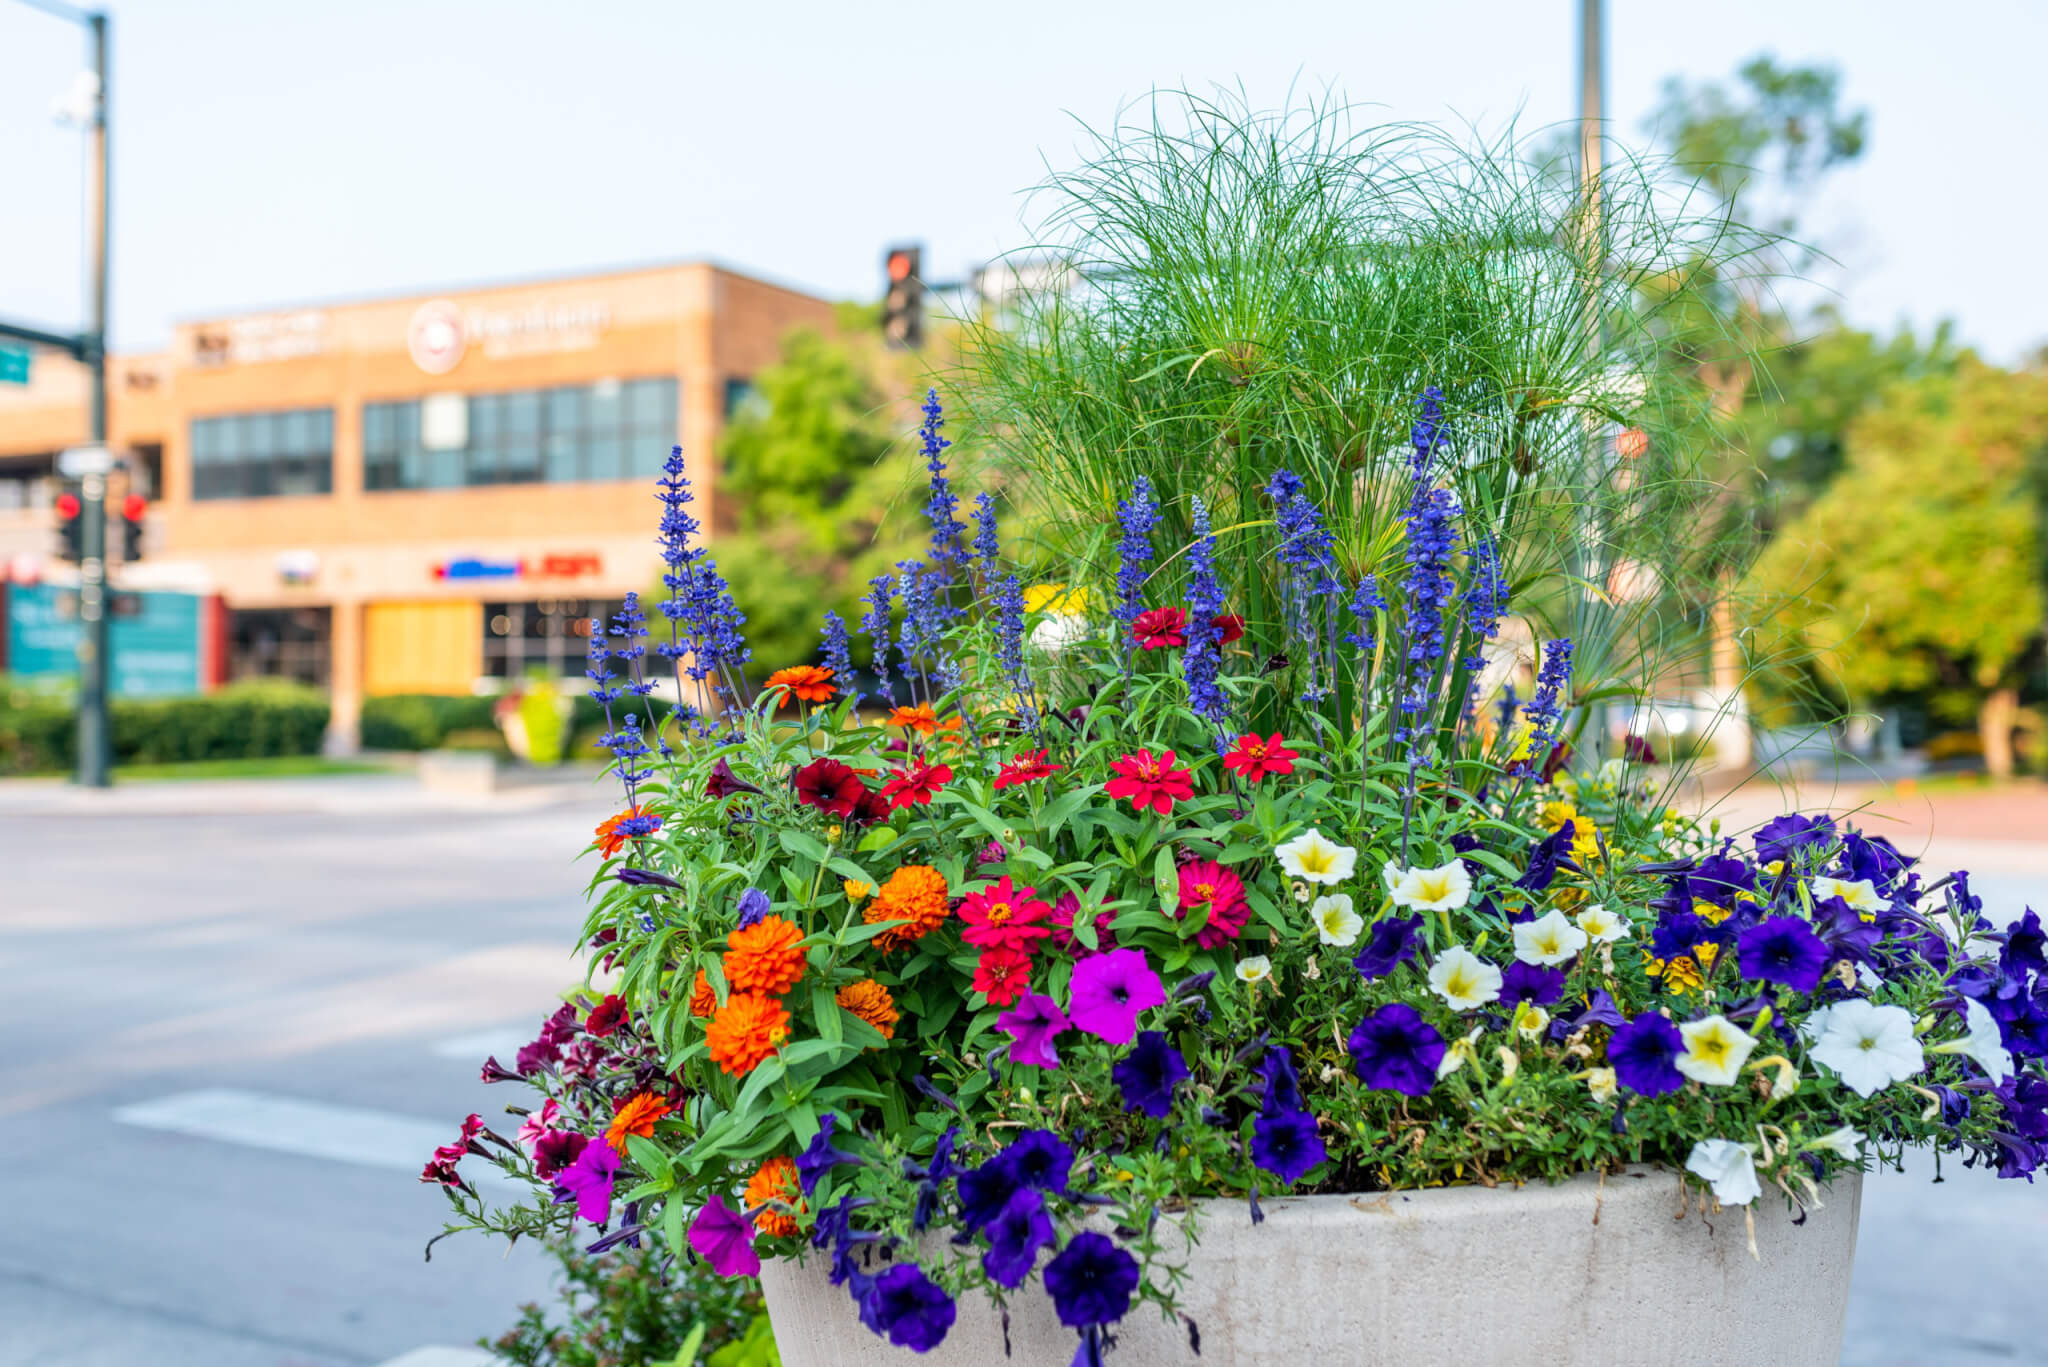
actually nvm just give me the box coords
[113,1087,466,1173]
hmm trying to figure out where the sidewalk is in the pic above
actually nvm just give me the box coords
[1691,775,2048,877]
[0,766,614,817]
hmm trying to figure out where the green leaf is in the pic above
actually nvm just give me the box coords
[813,984,844,1044]
[662,1191,688,1254]
[858,825,898,854]
[951,796,1011,844]
[827,857,874,886]
[734,1056,787,1116]
[625,1133,673,1181]
[1037,785,1100,839]
[1153,846,1180,911]
[779,830,830,865]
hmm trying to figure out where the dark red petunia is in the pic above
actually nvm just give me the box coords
[585,994,629,1038]
[1622,733,1658,764]
[993,750,1063,790]
[849,787,895,825]
[705,757,764,799]
[1221,732,1299,783]
[792,757,866,817]
[531,1128,591,1179]
[1131,606,1189,651]
[1211,613,1245,645]
[879,761,952,810]
[1104,748,1195,816]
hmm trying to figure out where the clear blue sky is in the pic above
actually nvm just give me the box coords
[3,0,2042,360]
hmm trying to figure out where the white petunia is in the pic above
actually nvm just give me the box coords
[1931,997,2014,1086]
[1584,1067,1619,1103]
[1028,613,1091,655]
[1276,829,1357,886]
[1685,1139,1761,1207]
[1513,908,1590,966]
[1384,859,1473,912]
[1312,893,1363,947]
[1806,1126,1865,1161]
[1438,1026,1484,1078]
[1427,945,1503,1013]
[1512,1002,1550,1040]
[1676,1014,1758,1087]
[1811,875,1885,916]
[1806,999,1924,1098]
[1235,955,1274,985]
[1575,905,1630,944]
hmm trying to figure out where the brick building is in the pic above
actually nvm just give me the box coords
[0,260,832,746]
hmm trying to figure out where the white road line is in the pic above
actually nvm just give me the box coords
[374,1350,499,1367]
[113,1087,464,1172]
[431,1026,531,1063]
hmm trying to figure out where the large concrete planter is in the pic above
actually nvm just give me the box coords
[760,1166,1861,1366]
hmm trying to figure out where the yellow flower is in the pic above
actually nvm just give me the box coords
[1646,942,1719,994]
[1512,1001,1550,1039]
[1538,800,1578,833]
[1693,898,1734,927]
[1023,583,1089,613]
[1568,823,1605,868]
[843,878,874,904]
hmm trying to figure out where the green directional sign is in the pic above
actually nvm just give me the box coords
[0,346,29,386]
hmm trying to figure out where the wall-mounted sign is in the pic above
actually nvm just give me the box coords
[4,583,203,696]
[276,550,320,586]
[433,553,603,583]
[191,311,328,367]
[405,298,611,374]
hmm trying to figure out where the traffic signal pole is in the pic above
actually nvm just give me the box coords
[75,10,111,787]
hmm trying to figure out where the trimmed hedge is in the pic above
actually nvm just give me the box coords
[360,690,681,752]
[0,680,330,775]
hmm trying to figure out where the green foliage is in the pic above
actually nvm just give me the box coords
[0,679,329,775]
[704,326,929,672]
[1750,358,2048,721]
[522,675,570,767]
[487,1240,774,1367]
[359,693,496,750]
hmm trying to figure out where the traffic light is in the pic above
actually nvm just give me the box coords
[55,490,84,563]
[881,243,924,350]
[121,492,146,562]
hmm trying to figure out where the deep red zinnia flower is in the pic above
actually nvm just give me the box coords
[1211,612,1245,645]
[1174,859,1250,948]
[993,750,1063,790]
[792,758,866,817]
[1130,606,1189,650]
[972,948,1034,1006]
[1105,748,1195,815]
[879,761,952,809]
[1222,732,1299,783]
[957,875,1054,954]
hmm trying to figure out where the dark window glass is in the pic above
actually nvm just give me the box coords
[361,377,678,492]
[189,408,334,501]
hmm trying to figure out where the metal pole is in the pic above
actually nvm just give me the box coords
[75,10,111,787]
[1577,0,1604,250]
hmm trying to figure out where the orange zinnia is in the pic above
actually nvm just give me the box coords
[723,914,807,996]
[885,702,962,736]
[766,665,837,705]
[745,1154,804,1238]
[706,992,790,1076]
[593,806,657,858]
[688,968,718,1018]
[862,864,950,952]
[604,1091,673,1151]
[836,979,899,1041]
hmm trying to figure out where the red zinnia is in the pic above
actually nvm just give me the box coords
[1131,606,1189,651]
[1104,749,1195,815]
[792,758,866,817]
[1222,732,1299,783]
[993,750,1063,790]
[972,948,1033,1006]
[1212,613,1245,645]
[1174,859,1250,948]
[879,761,952,810]
[957,875,1053,954]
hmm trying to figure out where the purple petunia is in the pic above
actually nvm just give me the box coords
[864,1262,957,1352]
[1003,1128,1075,1196]
[1069,948,1167,1044]
[1608,1012,1686,1097]
[1112,1030,1190,1118]
[734,887,772,931]
[1352,914,1424,981]
[956,1155,1022,1233]
[687,1191,761,1278]
[796,1114,860,1198]
[1251,1107,1327,1185]
[1347,1002,1445,1096]
[1754,813,1837,868]
[998,992,1071,1069]
[1501,960,1568,1007]
[1259,1046,1303,1114]
[551,1136,621,1225]
[981,1187,1056,1289]
[1043,1231,1141,1329]
[1736,915,1832,993]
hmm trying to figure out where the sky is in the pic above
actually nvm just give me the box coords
[2,0,2043,361]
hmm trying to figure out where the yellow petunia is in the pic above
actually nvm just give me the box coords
[1023,583,1089,614]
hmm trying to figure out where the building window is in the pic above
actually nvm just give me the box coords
[364,377,677,491]
[482,598,631,681]
[190,408,334,500]
[230,607,331,687]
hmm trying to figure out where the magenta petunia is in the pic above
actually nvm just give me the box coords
[689,1191,763,1278]
[998,992,1071,1069]
[551,1136,621,1224]
[1067,948,1166,1045]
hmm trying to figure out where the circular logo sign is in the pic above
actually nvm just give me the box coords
[408,300,466,375]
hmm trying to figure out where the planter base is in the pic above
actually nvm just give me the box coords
[760,1166,1861,1366]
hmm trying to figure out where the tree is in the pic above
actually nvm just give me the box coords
[1750,359,2048,774]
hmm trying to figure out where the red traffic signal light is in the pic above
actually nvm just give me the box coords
[882,243,924,350]
[122,492,147,521]
[886,248,915,282]
[57,491,81,519]
[55,490,85,563]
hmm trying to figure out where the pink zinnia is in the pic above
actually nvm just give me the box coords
[1131,606,1189,650]
[1068,948,1166,1045]
[1104,749,1194,816]
[1048,891,1116,955]
[1174,859,1250,948]
[957,876,1053,954]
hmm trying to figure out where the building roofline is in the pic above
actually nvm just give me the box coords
[169,256,839,327]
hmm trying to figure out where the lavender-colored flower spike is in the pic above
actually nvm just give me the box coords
[1182,496,1228,731]
[1343,576,1386,655]
[1512,637,1574,779]
[1264,469,1342,702]
[1112,477,1160,648]
[1410,385,1445,478]
[821,611,855,707]
[861,573,896,705]
[1456,535,1510,720]
[971,492,1000,571]
[920,389,968,576]
[993,573,1035,728]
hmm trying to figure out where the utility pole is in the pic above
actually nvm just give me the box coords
[1,2,113,785]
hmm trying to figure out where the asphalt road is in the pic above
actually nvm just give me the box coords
[1,774,2043,1366]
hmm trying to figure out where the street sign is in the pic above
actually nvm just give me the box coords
[0,346,28,385]
[58,444,114,477]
